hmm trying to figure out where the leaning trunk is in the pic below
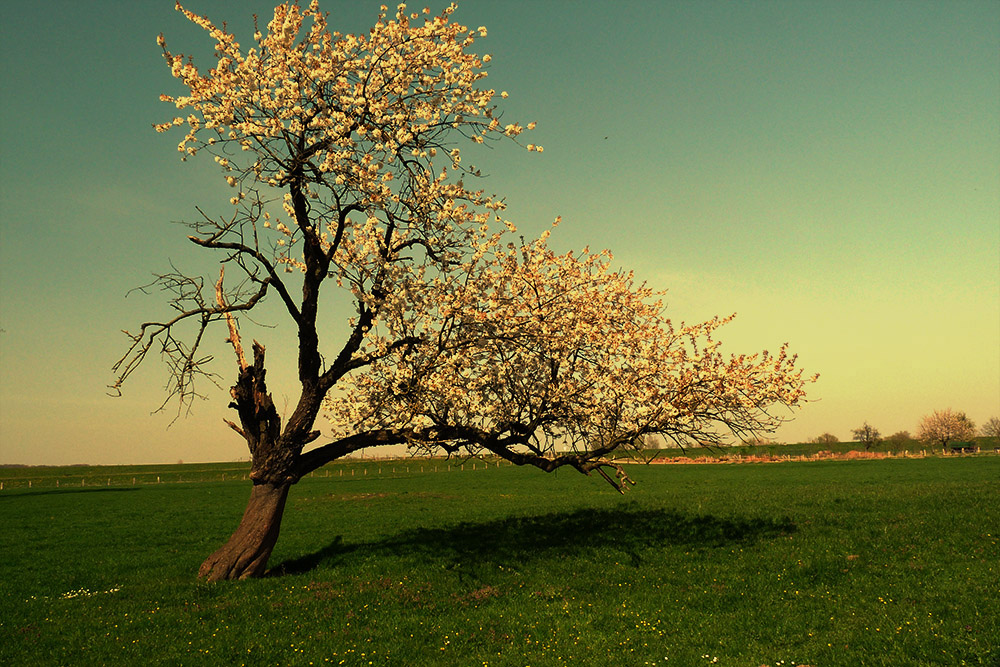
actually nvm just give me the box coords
[200,340,297,581]
[199,481,291,581]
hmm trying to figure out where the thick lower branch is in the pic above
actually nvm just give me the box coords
[293,428,420,478]
[293,423,639,493]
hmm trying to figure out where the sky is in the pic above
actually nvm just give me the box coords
[1,0,997,466]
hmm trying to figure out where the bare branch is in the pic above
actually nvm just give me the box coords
[223,418,247,439]
[187,234,301,325]
[111,269,270,410]
[215,267,248,371]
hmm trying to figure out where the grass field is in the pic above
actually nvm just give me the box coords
[1,456,997,666]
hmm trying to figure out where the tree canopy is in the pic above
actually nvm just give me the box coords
[851,422,881,451]
[917,409,976,450]
[113,1,815,579]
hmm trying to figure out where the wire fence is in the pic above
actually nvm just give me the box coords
[2,447,995,492]
[0,459,512,491]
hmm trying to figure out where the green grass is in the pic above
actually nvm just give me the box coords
[1,457,997,666]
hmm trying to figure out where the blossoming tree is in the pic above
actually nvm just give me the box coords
[917,409,976,452]
[114,1,815,581]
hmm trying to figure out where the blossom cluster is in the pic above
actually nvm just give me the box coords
[917,409,976,447]
[156,1,536,247]
[325,225,815,453]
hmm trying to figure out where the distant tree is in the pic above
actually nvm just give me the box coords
[982,417,1000,445]
[851,422,881,451]
[640,434,669,450]
[810,433,838,445]
[885,430,915,447]
[917,410,976,452]
[112,2,815,581]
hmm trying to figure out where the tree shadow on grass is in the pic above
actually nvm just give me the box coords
[273,505,796,576]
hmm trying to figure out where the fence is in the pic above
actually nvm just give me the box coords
[0,459,512,491]
[3,447,995,491]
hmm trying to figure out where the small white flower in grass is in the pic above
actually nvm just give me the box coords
[58,585,121,600]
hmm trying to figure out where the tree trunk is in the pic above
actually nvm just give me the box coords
[199,340,298,581]
[199,481,291,581]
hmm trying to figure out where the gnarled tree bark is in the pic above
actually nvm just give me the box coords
[200,336,299,581]
[199,481,291,581]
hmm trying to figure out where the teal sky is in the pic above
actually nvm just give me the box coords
[1,0,997,465]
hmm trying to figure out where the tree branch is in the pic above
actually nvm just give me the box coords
[215,267,248,371]
[111,270,269,410]
[187,234,301,324]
